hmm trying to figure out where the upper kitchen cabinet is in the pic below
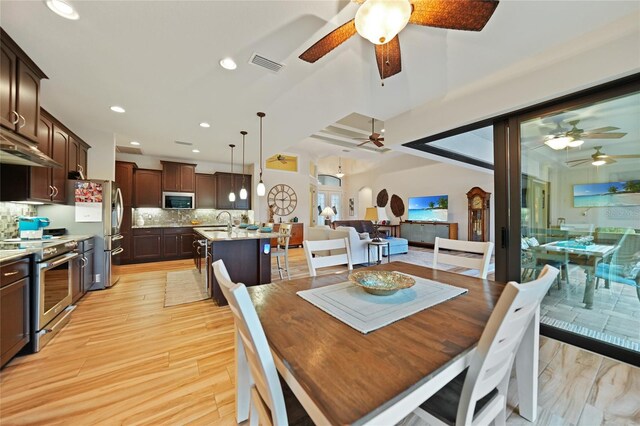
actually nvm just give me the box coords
[115,161,137,206]
[51,123,68,203]
[161,161,196,193]
[134,169,162,208]
[67,134,89,178]
[214,172,252,210]
[0,29,48,142]
[195,173,216,209]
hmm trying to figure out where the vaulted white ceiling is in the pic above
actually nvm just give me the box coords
[1,1,638,166]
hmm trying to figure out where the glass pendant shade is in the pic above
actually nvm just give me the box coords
[239,187,248,200]
[355,0,412,45]
[257,180,266,196]
[228,192,236,202]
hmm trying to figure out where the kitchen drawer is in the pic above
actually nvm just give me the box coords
[1,258,29,288]
[133,228,162,236]
[80,238,95,252]
[162,227,191,235]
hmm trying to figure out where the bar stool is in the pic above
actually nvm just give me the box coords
[274,224,292,280]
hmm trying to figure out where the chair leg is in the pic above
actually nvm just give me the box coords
[284,250,290,280]
[276,254,283,280]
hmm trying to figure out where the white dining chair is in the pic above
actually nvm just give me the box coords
[433,237,495,279]
[274,224,292,280]
[303,237,353,277]
[412,264,559,426]
[212,260,309,426]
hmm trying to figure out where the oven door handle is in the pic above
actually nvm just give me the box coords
[40,252,79,269]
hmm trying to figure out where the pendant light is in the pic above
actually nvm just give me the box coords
[336,157,345,178]
[256,112,266,197]
[239,131,248,200]
[228,144,236,202]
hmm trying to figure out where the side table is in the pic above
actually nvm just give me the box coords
[368,240,391,265]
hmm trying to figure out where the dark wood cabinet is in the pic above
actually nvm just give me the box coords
[270,223,304,248]
[161,161,196,192]
[66,135,89,177]
[132,228,162,262]
[134,169,162,208]
[29,113,54,201]
[51,124,68,203]
[0,29,47,143]
[162,228,193,260]
[162,233,179,258]
[1,258,30,368]
[120,208,132,264]
[195,173,216,208]
[79,145,88,177]
[115,161,136,206]
[215,172,252,210]
[77,238,95,298]
[70,255,82,304]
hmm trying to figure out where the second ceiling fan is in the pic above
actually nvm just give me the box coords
[299,0,499,82]
[357,118,385,147]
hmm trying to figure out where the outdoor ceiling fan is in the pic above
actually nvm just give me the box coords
[565,146,640,167]
[299,0,499,83]
[357,118,385,147]
[542,119,627,150]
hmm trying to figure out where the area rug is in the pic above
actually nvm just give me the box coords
[164,269,208,307]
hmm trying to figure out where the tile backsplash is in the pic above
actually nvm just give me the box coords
[132,208,254,227]
[0,202,37,239]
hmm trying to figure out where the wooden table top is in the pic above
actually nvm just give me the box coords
[247,261,506,425]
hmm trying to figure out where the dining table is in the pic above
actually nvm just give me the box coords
[532,241,616,309]
[235,261,540,425]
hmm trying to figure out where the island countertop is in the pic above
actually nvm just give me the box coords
[193,227,279,241]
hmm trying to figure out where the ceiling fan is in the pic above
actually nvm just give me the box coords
[357,118,385,147]
[542,119,627,150]
[565,146,640,167]
[267,154,289,164]
[299,0,499,83]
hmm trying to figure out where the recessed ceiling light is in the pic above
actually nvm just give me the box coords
[199,122,211,128]
[192,149,200,153]
[110,105,125,113]
[130,141,140,146]
[219,57,237,70]
[45,0,79,20]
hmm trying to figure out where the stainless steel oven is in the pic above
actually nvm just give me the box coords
[34,241,78,351]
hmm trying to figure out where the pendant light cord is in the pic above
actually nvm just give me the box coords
[240,131,247,188]
[258,112,265,180]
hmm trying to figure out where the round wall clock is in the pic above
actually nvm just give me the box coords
[268,184,298,216]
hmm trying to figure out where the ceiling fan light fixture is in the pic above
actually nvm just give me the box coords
[355,0,412,45]
[567,139,584,148]
[592,159,606,166]
[544,136,573,150]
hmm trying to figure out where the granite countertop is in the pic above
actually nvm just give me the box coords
[132,223,221,229]
[194,227,279,241]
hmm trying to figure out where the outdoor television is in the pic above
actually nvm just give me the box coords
[408,195,448,221]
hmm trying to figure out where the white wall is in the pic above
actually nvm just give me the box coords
[345,160,495,242]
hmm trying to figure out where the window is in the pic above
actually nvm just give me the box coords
[318,174,341,187]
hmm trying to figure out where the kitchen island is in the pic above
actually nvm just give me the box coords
[193,227,279,306]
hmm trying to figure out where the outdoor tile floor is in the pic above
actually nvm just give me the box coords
[539,265,640,350]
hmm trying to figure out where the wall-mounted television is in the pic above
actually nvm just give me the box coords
[408,195,448,221]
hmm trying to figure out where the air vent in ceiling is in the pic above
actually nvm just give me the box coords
[116,146,143,155]
[249,53,284,73]
[174,140,193,146]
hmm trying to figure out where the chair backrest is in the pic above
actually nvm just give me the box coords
[456,265,559,425]
[433,237,495,279]
[213,260,288,425]
[303,237,352,277]
[277,223,292,247]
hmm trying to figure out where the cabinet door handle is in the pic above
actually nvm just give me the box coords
[19,115,26,128]
[53,186,59,197]
[49,185,55,197]
[10,111,20,125]
[81,256,87,267]
[3,270,19,277]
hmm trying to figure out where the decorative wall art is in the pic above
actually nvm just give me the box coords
[349,198,355,216]
[377,189,389,207]
[573,180,640,208]
[390,194,405,220]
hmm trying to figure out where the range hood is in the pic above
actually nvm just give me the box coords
[0,127,61,168]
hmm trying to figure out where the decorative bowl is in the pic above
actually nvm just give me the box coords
[246,225,259,231]
[259,227,273,233]
[238,223,249,229]
[348,271,415,296]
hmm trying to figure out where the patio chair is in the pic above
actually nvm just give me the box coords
[595,230,640,302]
[412,265,559,426]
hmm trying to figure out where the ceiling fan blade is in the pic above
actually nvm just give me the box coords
[372,139,384,147]
[584,126,620,133]
[370,132,381,140]
[582,132,627,139]
[565,159,591,167]
[375,35,401,79]
[409,0,499,31]
[610,154,640,159]
[299,19,357,63]
[357,140,371,147]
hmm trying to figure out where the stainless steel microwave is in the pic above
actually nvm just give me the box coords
[162,192,195,209]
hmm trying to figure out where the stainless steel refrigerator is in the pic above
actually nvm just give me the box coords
[38,179,124,289]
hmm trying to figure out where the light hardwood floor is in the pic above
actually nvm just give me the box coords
[1,249,638,425]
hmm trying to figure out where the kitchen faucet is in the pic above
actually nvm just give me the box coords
[216,211,232,232]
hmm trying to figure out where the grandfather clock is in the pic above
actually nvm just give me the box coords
[467,187,491,242]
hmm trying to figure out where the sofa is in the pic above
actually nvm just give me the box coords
[332,220,409,256]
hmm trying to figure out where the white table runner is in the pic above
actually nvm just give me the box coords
[297,273,467,334]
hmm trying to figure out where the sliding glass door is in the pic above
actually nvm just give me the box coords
[502,79,640,362]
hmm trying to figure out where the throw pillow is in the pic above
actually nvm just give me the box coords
[358,232,370,240]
